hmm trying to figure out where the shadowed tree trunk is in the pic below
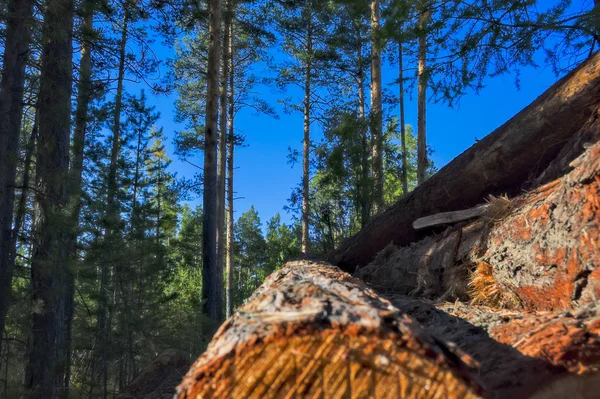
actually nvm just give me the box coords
[355,20,370,228]
[0,0,35,355]
[63,2,94,393]
[24,0,74,394]
[203,0,223,321]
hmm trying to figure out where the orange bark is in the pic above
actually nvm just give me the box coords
[175,261,483,399]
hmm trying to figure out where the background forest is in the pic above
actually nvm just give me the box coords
[0,0,598,397]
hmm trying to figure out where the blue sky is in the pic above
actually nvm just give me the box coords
[129,41,562,230]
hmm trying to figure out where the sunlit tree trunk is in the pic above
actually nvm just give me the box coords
[417,4,430,185]
[217,0,232,315]
[301,3,312,255]
[225,22,235,319]
[0,0,35,355]
[370,0,383,211]
[24,0,74,394]
[399,41,408,195]
[203,0,223,321]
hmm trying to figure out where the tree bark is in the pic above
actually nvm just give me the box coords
[217,0,231,314]
[225,21,235,319]
[90,7,129,397]
[175,261,484,399]
[63,2,94,393]
[399,41,408,196]
[356,127,600,313]
[385,295,600,398]
[24,0,74,394]
[417,4,429,185]
[0,0,35,355]
[301,2,312,255]
[370,0,384,211]
[203,0,223,321]
[355,21,370,228]
[329,51,600,272]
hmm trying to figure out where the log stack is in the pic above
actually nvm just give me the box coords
[165,54,600,398]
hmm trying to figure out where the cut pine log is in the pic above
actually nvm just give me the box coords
[175,261,484,399]
[329,52,600,272]
[384,296,600,398]
[356,135,600,312]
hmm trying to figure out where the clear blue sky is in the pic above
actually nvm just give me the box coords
[129,42,562,230]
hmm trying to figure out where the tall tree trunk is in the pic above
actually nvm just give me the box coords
[24,0,74,395]
[90,8,129,397]
[217,0,231,315]
[63,3,94,393]
[370,0,383,211]
[417,5,429,185]
[0,0,35,355]
[203,0,223,321]
[225,22,235,319]
[399,41,408,196]
[356,22,370,228]
[301,3,312,255]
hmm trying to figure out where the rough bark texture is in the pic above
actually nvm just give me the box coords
[203,0,223,321]
[0,0,35,354]
[356,123,600,313]
[25,0,74,394]
[216,0,231,311]
[64,3,94,391]
[399,40,408,196]
[176,261,484,399]
[384,295,600,398]
[417,5,429,185]
[329,51,600,272]
[225,22,235,319]
[370,0,383,211]
[301,3,312,255]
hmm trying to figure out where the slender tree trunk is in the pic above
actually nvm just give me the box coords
[301,3,312,255]
[0,0,35,355]
[399,41,408,195]
[225,23,235,319]
[90,8,129,397]
[24,0,74,394]
[356,23,370,229]
[63,4,94,394]
[370,0,383,211]
[417,5,430,185]
[203,0,223,321]
[217,0,231,315]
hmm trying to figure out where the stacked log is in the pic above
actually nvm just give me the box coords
[329,52,600,272]
[175,261,484,399]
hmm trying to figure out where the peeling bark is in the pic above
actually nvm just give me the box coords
[385,295,600,398]
[356,130,600,313]
[176,261,484,399]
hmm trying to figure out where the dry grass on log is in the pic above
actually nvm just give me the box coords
[357,126,600,312]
